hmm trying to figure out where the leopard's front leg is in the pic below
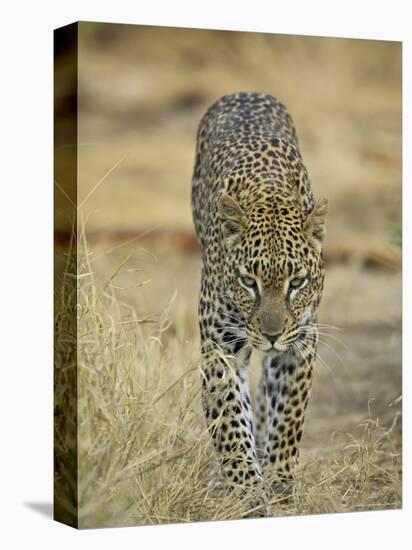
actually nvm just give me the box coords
[261,337,316,484]
[200,342,264,492]
[254,364,269,462]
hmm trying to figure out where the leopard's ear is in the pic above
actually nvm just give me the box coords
[218,194,247,242]
[304,197,328,252]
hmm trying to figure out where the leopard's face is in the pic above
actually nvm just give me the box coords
[219,192,327,354]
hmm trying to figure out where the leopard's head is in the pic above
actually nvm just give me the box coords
[219,189,328,354]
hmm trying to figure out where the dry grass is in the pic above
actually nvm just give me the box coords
[54,231,401,529]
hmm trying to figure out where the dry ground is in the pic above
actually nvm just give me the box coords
[54,24,402,527]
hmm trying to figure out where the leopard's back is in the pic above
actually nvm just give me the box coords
[191,92,301,246]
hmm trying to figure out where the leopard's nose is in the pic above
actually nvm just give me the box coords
[262,331,282,345]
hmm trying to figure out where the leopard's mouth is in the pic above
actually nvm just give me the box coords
[247,331,289,354]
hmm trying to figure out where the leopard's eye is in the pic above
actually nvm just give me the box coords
[239,274,257,289]
[289,277,307,290]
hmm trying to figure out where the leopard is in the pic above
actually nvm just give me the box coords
[191,92,328,505]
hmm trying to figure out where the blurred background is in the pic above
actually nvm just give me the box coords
[55,22,401,477]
